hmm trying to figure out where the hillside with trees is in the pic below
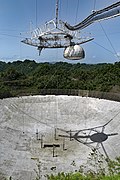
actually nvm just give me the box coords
[0,60,120,98]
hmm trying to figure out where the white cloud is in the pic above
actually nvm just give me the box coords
[115,52,120,58]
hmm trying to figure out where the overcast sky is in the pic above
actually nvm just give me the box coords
[0,0,120,64]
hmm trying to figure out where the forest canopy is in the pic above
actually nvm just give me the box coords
[0,60,120,98]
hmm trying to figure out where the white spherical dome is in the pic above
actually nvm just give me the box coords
[63,45,85,60]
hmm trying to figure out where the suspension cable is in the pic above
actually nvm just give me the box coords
[66,0,68,20]
[99,22,120,61]
[93,0,97,11]
[92,41,116,55]
[55,0,59,28]
[75,0,80,23]
[35,0,38,28]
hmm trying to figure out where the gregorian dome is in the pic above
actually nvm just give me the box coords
[63,45,85,60]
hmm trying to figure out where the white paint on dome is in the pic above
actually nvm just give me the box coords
[63,45,85,60]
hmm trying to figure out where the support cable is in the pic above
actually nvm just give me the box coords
[0,33,25,38]
[92,41,116,55]
[93,0,97,11]
[66,0,68,20]
[75,0,80,23]
[12,103,54,128]
[99,22,120,61]
[55,0,59,28]
[35,0,38,28]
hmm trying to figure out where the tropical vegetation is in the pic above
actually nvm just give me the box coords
[0,60,120,98]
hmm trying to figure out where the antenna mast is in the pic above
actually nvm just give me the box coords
[55,0,59,28]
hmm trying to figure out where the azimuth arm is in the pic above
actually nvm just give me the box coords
[64,1,120,30]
